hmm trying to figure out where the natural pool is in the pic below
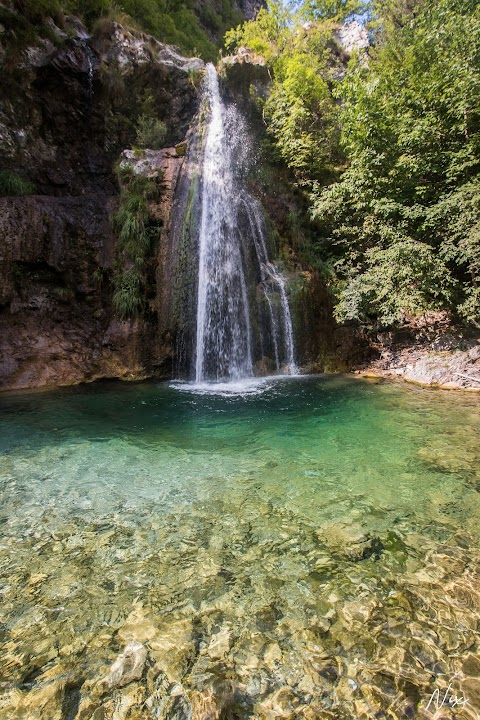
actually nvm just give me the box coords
[0,375,479,719]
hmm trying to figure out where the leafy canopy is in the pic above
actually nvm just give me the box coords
[313,0,480,325]
[228,0,480,327]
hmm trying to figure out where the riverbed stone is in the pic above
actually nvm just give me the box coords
[105,642,148,689]
[463,654,480,677]
[318,521,382,561]
[338,596,379,625]
[207,627,232,659]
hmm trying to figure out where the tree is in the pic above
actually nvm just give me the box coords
[311,0,480,325]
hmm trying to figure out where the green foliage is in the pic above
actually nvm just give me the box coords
[10,0,62,23]
[112,169,159,318]
[0,170,35,196]
[135,115,168,149]
[230,0,480,328]
[335,241,453,325]
[112,266,144,318]
[52,286,75,303]
[227,3,344,186]
[225,2,291,61]
[66,0,110,26]
[89,0,244,61]
[310,0,480,326]
[3,0,245,62]
[92,267,104,287]
[0,3,59,66]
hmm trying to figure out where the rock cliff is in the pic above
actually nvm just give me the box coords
[0,17,203,390]
[234,0,266,19]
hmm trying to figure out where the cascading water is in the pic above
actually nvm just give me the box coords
[195,64,253,382]
[242,195,297,374]
[194,64,297,382]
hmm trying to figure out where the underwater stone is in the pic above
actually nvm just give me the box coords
[118,607,158,644]
[148,618,195,683]
[463,654,480,677]
[207,627,232,659]
[462,678,480,713]
[319,521,382,561]
[105,642,148,689]
[338,597,379,625]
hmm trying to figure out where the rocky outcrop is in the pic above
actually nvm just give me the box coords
[358,340,480,390]
[0,195,119,389]
[234,0,266,20]
[1,20,201,196]
[335,20,369,55]
[351,314,480,389]
[0,151,187,391]
[0,17,203,391]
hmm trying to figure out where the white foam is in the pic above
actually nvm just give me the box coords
[170,374,303,397]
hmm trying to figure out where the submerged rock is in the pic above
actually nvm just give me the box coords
[319,521,384,561]
[104,642,148,689]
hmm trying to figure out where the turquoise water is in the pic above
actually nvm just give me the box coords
[1,376,479,719]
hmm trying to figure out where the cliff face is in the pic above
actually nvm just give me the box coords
[0,8,366,393]
[234,0,266,19]
[0,18,203,391]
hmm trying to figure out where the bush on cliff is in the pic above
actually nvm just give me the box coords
[112,170,160,318]
[227,0,480,329]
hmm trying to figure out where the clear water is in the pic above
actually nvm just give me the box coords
[1,376,480,719]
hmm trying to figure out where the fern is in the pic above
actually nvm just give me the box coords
[111,167,160,318]
[112,267,144,318]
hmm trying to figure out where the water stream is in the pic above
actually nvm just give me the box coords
[195,65,297,382]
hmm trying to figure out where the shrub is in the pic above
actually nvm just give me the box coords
[52,286,75,303]
[112,267,144,318]
[135,115,168,149]
[111,168,159,318]
[0,170,35,196]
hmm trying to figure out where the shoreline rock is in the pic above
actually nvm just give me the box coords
[354,343,480,392]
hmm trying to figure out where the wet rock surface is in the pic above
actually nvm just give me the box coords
[0,193,163,390]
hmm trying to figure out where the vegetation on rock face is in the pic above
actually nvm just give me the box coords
[228,0,480,329]
[227,4,344,185]
[135,116,168,150]
[2,0,245,61]
[0,170,35,196]
[112,168,161,319]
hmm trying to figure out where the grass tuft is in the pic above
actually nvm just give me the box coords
[135,115,168,150]
[111,169,160,318]
[112,267,144,318]
[0,170,35,196]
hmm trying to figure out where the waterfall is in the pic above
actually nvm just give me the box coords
[86,53,94,97]
[194,64,297,382]
[195,64,253,382]
[241,195,298,374]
